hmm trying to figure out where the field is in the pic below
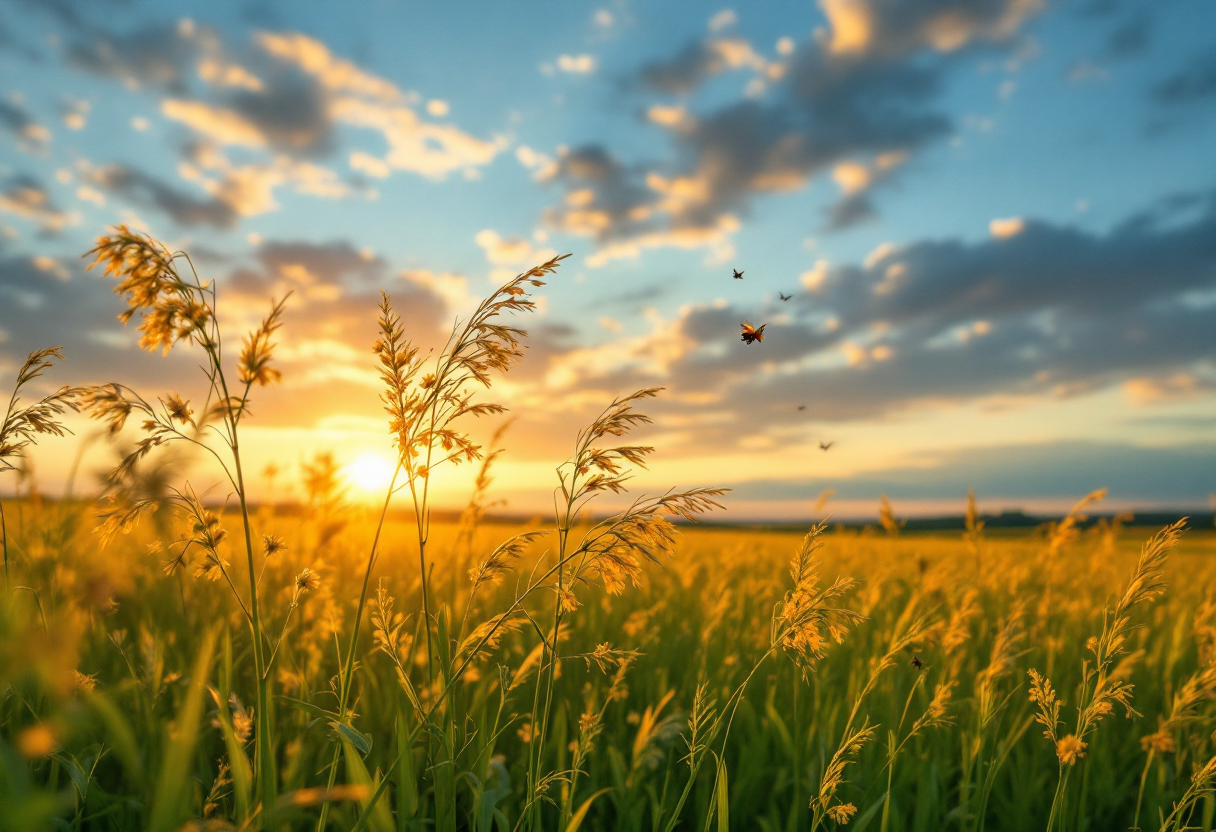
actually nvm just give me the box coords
[2,497,1215,832]
[2,229,1215,832]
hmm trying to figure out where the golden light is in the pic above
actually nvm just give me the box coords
[342,452,396,496]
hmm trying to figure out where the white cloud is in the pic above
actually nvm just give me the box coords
[350,151,391,179]
[76,185,105,206]
[647,104,689,128]
[556,54,596,74]
[162,99,265,146]
[197,57,263,91]
[255,31,403,102]
[543,307,693,390]
[708,9,737,32]
[800,259,831,291]
[474,229,557,267]
[515,145,558,180]
[989,216,1025,239]
[334,99,504,179]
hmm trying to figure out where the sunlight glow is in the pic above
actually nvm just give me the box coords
[343,453,396,495]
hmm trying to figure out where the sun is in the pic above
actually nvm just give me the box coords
[343,452,395,495]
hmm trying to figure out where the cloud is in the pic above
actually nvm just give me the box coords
[66,19,200,93]
[88,164,239,228]
[64,20,501,186]
[161,98,268,147]
[639,37,767,95]
[546,0,1044,259]
[1154,52,1216,105]
[818,0,1042,58]
[708,9,738,32]
[60,97,90,130]
[0,99,51,150]
[0,234,464,435]
[521,192,1216,455]
[0,176,74,233]
[555,54,596,74]
[474,229,558,267]
[989,216,1025,238]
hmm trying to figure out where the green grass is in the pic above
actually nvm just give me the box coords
[1,495,1214,831]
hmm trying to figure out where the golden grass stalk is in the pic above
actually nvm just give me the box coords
[1031,518,1186,832]
[84,225,289,817]
[0,347,85,590]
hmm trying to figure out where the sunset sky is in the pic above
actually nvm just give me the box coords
[1,0,1213,519]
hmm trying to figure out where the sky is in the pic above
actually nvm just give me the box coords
[0,0,1213,520]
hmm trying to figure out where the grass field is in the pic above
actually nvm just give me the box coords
[1,499,1214,831]
[2,228,1215,831]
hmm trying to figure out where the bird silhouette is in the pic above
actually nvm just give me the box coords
[797,404,806,411]
[733,269,744,279]
[819,441,834,451]
[778,292,792,301]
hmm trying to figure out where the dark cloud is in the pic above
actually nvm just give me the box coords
[639,40,736,95]
[530,192,1216,446]
[256,240,384,285]
[66,21,198,94]
[0,247,197,388]
[549,0,1035,250]
[90,164,238,228]
[226,68,335,156]
[59,16,335,157]
[1154,52,1216,104]
[0,100,44,143]
[544,145,656,243]
[1105,14,1152,58]
[825,190,877,230]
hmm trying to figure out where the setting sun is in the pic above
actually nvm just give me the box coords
[342,452,396,495]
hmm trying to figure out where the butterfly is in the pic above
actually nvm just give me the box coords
[778,292,792,301]
[911,655,924,670]
[797,404,806,411]
[740,321,766,344]
[819,441,834,451]
[733,269,745,279]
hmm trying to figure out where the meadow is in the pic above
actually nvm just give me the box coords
[1,228,1214,831]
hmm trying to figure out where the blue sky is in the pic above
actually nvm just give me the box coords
[1,0,1213,519]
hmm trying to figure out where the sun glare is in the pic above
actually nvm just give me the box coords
[343,452,396,495]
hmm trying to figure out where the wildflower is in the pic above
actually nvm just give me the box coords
[1056,734,1087,765]
[262,534,287,557]
[294,567,321,594]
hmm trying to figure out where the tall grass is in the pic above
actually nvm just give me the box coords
[0,227,1213,831]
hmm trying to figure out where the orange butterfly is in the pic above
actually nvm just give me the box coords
[740,321,766,345]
